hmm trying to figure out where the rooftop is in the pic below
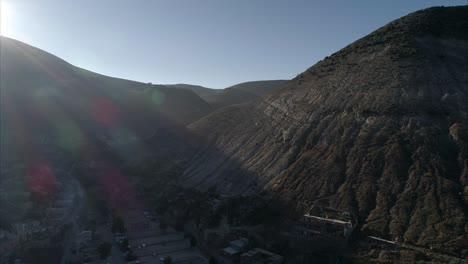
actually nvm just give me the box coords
[368,236,399,245]
[223,246,241,255]
[130,233,184,247]
[133,240,190,257]
[156,248,207,263]
[229,238,249,250]
[303,214,351,225]
[241,248,283,262]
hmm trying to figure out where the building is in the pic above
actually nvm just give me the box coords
[367,236,399,250]
[12,221,41,235]
[78,230,93,242]
[156,248,208,264]
[222,246,242,260]
[133,240,190,257]
[241,248,283,264]
[284,204,357,252]
[129,233,185,248]
[229,238,249,251]
[0,230,15,241]
[221,238,249,260]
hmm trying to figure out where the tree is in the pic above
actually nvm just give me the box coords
[112,216,126,233]
[159,221,168,233]
[122,238,129,248]
[125,251,138,261]
[96,200,109,217]
[97,242,111,259]
[119,238,129,251]
[189,235,197,247]
[156,200,169,215]
[163,256,172,264]
[175,219,184,231]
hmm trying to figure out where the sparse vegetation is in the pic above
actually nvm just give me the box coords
[97,242,112,259]
[112,215,126,234]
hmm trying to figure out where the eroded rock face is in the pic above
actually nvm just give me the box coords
[184,6,468,250]
[450,123,468,141]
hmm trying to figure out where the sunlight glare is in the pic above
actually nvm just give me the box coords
[1,1,11,36]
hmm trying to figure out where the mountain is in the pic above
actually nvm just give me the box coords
[225,80,289,96]
[202,80,288,109]
[0,36,201,226]
[165,83,217,97]
[182,6,468,255]
[166,80,289,110]
[0,37,212,126]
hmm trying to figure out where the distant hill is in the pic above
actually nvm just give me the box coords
[0,36,203,225]
[183,6,468,259]
[225,80,289,96]
[201,80,288,109]
[166,80,289,110]
[0,37,212,126]
[165,84,217,97]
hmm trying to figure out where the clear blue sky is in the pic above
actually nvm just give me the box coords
[1,0,466,88]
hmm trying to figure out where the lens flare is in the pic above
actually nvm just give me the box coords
[98,166,136,212]
[90,97,121,127]
[151,89,166,105]
[55,120,84,152]
[0,1,12,36]
[26,159,57,203]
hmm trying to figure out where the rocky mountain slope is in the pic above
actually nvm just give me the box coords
[183,6,468,252]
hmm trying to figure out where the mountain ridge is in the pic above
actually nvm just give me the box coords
[0,36,212,126]
[183,6,468,254]
[166,80,289,110]
[201,80,288,109]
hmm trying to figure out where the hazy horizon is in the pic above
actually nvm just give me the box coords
[1,0,466,88]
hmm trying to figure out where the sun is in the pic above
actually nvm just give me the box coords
[1,1,11,36]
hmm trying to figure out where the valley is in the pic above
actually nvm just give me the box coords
[1,4,467,264]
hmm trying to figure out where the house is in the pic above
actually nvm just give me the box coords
[156,248,208,264]
[222,246,242,259]
[221,238,249,260]
[12,221,41,235]
[129,233,184,248]
[229,238,249,251]
[133,239,190,257]
[284,204,357,252]
[241,248,283,264]
[0,230,15,241]
[78,230,93,242]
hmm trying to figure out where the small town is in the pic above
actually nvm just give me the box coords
[1,136,465,263]
[0,163,401,264]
